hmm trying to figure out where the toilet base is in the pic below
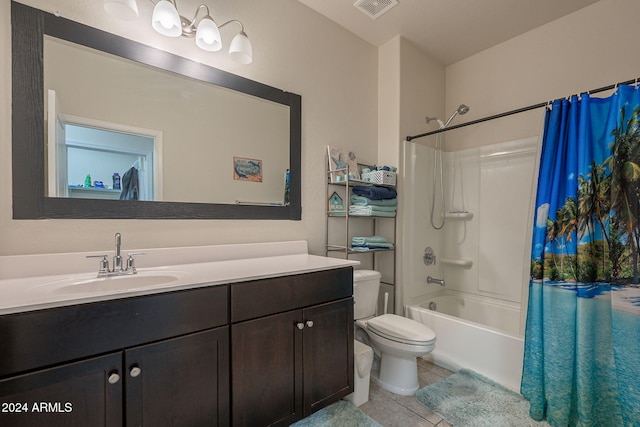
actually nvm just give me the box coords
[371,353,419,396]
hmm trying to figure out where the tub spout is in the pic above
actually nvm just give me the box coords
[427,276,445,286]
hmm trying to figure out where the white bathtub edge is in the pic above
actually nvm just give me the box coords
[408,304,525,393]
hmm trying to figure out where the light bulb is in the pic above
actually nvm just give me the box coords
[151,0,182,37]
[229,31,252,64]
[195,17,222,52]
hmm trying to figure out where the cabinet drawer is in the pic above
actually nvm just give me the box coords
[0,285,228,378]
[231,267,352,323]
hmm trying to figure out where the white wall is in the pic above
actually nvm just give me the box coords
[377,36,401,168]
[1,0,378,256]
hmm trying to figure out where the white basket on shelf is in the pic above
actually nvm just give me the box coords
[361,170,396,186]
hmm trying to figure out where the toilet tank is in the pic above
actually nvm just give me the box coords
[353,270,381,320]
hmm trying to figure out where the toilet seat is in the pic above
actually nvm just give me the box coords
[366,314,436,346]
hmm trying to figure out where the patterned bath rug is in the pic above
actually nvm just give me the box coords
[290,400,382,427]
[416,369,550,427]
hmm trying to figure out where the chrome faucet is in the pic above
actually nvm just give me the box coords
[87,232,143,277]
[427,276,446,287]
[113,232,123,272]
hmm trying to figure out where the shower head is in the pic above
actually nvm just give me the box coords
[442,104,470,128]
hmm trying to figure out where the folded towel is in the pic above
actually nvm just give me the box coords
[352,243,394,250]
[351,195,398,207]
[352,185,397,200]
[349,206,397,217]
[349,209,396,218]
[352,236,388,245]
[349,205,396,213]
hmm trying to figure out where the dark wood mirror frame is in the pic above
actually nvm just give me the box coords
[11,1,301,220]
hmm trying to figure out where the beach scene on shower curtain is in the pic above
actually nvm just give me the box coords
[522,85,640,426]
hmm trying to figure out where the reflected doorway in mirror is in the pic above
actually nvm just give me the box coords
[46,94,163,202]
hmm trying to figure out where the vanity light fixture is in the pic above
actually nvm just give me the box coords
[104,0,139,21]
[103,0,253,64]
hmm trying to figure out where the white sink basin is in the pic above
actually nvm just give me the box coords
[34,270,188,295]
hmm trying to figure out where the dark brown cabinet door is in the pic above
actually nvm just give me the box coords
[0,352,122,427]
[125,327,230,427]
[231,310,303,427]
[231,298,354,427]
[303,298,354,415]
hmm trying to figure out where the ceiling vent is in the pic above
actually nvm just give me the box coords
[353,0,399,20]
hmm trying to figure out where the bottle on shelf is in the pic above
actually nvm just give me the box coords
[113,172,121,190]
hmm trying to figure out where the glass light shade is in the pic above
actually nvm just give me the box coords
[229,31,253,64]
[151,0,182,37]
[104,0,139,21]
[195,17,222,52]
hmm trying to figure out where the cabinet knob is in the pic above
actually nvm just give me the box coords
[108,371,120,384]
[305,320,314,328]
[296,322,305,330]
[129,365,142,377]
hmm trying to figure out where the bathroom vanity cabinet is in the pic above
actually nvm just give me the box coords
[0,266,354,427]
[0,285,230,427]
[0,328,229,427]
[230,268,354,427]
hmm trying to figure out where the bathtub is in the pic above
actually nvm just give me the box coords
[405,289,525,392]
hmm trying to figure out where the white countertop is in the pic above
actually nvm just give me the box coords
[0,241,359,315]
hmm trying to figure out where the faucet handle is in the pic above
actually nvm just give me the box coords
[423,247,436,266]
[125,253,146,273]
[86,255,110,274]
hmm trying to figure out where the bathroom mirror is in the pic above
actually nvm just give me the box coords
[11,1,301,219]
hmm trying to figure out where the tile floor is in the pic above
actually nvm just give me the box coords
[359,358,455,427]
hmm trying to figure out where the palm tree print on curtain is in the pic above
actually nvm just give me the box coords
[522,85,640,426]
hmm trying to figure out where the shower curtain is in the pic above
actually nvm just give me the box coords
[522,85,640,426]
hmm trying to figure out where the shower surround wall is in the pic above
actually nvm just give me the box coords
[401,136,538,335]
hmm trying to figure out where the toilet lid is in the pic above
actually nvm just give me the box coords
[367,314,436,345]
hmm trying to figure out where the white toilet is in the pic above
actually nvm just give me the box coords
[353,270,436,396]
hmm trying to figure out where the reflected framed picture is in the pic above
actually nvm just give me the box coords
[233,157,263,182]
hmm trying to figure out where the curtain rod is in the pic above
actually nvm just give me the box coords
[405,77,640,142]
